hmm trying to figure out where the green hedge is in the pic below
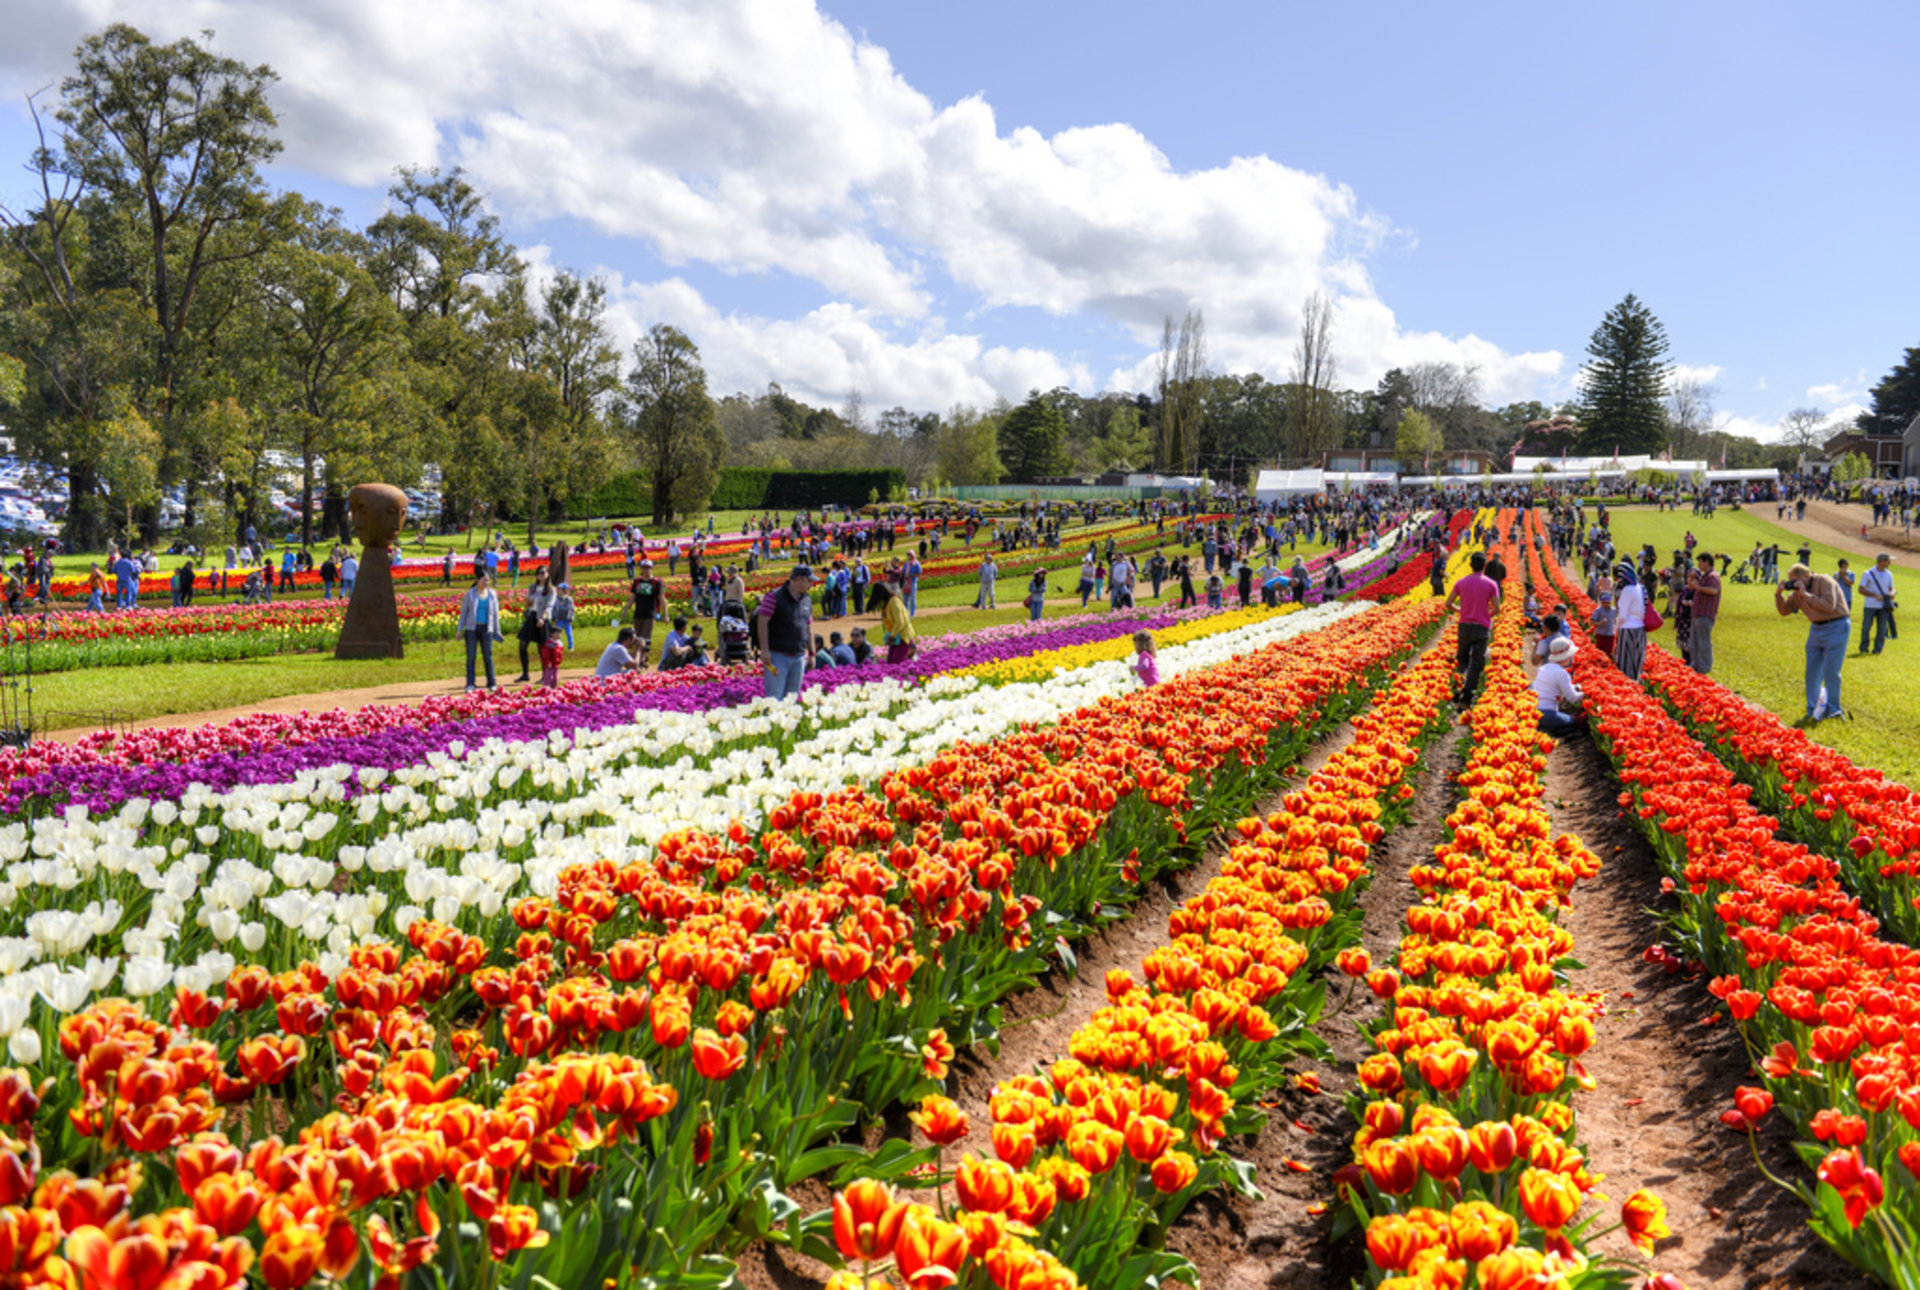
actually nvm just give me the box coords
[570,467,907,518]
[710,468,905,510]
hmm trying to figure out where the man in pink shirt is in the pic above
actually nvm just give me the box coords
[1443,550,1502,705]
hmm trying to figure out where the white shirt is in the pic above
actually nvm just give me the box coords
[1861,566,1896,608]
[342,556,359,579]
[1533,661,1582,713]
[1615,583,1645,630]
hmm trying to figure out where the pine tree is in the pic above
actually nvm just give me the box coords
[1575,294,1670,455]
[1856,346,1920,435]
[997,392,1070,482]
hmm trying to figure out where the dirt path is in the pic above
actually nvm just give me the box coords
[1798,497,1920,557]
[1166,715,1469,1290]
[1548,728,1849,1289]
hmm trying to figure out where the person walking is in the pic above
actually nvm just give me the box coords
[1859,552,1897,655]
[1026,569,1047,622]
[85,563,105,612]
[1686,552,1721,674]
[1443,551,1501,705]
[1612,561,1648,681]
[341,551,358,600]
[458,572,503,691]
[320,553,337,601]
[629,560,666,666]
[1078,550,1097,608]
[1775,561,1851,722]
[755,565,815,700]
[976,553,998,610]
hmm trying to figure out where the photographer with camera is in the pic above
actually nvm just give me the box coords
[1859,552,1897,656]
[1775,562,1851,723]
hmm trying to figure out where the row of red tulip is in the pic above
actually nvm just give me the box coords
[1527,528,1920,1285]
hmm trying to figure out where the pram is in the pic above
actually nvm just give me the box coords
[718,600,752,665]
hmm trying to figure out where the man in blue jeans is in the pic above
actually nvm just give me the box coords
[1858,552,1897,655]
[755,565,815,700]
[1776,562,1850,722]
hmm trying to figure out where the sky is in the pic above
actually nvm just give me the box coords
[1,0,1913,445]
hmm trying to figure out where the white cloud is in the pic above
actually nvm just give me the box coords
[1670,363,1723,385]
[0,0,1565,408]
[1806,382,1860,407]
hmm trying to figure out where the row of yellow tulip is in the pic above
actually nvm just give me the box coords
[1342,523,1671,1289]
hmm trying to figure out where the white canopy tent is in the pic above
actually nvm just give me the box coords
[1253,469,1326,500]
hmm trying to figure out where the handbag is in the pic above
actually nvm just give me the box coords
[1644,606,1664,631]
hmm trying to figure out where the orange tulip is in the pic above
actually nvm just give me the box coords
[689,1029,747,1081]
[1516,1167,1581,1232]
[1620,1189,1670,1254]
[1413,1126,1470,1183]
[910,1094,971,1147]
[1149,1150,1198,1194]
[259,1227,324,1290]
[832,1179,908,1262]
[953,1155,1016,1214]
[486,1204,550,1261]
[1364,1213,1424,1272]
[1447,1200,1516,1261]
[1065,1121,1125,1175]
[1124,1116,1177,1164]
[894,1208,968,1290]
[1363,1138,1420,1196]
[1466,1121,1516,1174]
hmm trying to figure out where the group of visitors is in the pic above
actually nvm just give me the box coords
[455,565,577,692]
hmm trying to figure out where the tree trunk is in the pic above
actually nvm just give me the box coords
[300,448,315,547]
[64,463,105,552]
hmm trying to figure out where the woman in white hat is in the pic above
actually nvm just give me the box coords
[1534,636,1585,736]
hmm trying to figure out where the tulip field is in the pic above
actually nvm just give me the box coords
[4,506,1919,1289]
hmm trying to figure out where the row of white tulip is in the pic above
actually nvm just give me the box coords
[0,602,1371,1059]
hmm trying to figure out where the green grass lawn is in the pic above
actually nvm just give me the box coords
[1595,506,1919,785]
[29,531,1331,727]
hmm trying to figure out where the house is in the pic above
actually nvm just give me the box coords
[1903,414,1920,482]
[1822,427,1908,477]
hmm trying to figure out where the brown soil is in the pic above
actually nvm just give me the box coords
[1165,715,1470,1290]
[1548,726,1851,1289]
[740,694,1380,1290]
[1796,497,1920,558]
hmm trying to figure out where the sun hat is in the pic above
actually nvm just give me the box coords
[1548,637,1576,662]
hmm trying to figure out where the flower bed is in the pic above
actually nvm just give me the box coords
[1341,531,1668,1287]
[0,595,1431,1288]
[814,596,1455,1290]
[1528,525,1920,1284]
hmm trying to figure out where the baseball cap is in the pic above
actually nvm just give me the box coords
[791,565,815,580]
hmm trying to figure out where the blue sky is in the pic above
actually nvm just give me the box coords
[2,0,1913,441]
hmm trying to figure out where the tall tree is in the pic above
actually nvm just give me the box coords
[54,24,284,534]
[1856,346,1920,436]
[1395,408,1443,469]
[625,324,723,525]
[930,405,1005,488]
[1575,294,1670,454]
[257,214,414,543]
[1153,310,1207,473]
[1778,407,1830,458]
[1286,292,1340,462]
[0,134,153,549]
[997,391,1070,482]
[1665,374,1718,458]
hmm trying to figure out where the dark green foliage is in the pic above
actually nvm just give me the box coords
[1856,347,1920,436]
[1575,294,1670,455]
[997,392,1071,482]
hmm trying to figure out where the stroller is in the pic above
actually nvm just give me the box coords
[718,599,753,665]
